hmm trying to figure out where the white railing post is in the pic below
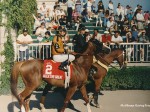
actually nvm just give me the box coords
[15,43,150,64]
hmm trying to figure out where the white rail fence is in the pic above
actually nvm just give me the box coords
[15,43,150,63]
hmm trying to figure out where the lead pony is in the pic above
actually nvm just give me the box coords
[10,40,103,112]
[90,48,127,107]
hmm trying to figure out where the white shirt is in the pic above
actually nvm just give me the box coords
[55,10,61,16]
[111,35,123,42]
[33,14,41,30]
[136,13,144,21]
[116,8,121,15]
[35,27,47,42]
[67,0,75,8]
[87,1,92,7]
[108,3,114,10]
[40,6,48,15]
[95,33,102,42]
[17,34,33,51]
[134,7,138,12]
[49,10,55,17]
[124,8,128,16]
[116,7,124,21]
[107,21,114,28]
[87,1,92,11]
[60,11,65,16]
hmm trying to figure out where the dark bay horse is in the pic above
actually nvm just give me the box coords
[10,40,103,112]
[90,48,127,108]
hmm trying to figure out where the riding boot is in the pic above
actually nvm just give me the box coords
[58,60,70,72]
[89,65,97,77]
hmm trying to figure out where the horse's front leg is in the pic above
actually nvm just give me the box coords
[80,85,92,112]
[60,86,77,112]
[40,84,52,112]
[93,78,103,108]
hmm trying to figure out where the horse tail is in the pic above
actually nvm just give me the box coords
[10,61,23,102]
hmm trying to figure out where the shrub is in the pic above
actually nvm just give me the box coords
[101,67,150,90]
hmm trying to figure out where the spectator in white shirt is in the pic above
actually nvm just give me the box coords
[108,0,114,13]
[47,9,55,21]
[136,9,145,30]
[16,28,33,61]
[55,9,61,21]
[40,2,49,16]
[92,29,102,42]
[66,0,75,22]
[134,4,140,12]
[33,14,41,30]
[111,31,123,48]
[87,0,92,20]
[116,5,124,21]
[59,9,65,16]
[107,17,116,32]
[85,29,92,42]
[35,22,47,42]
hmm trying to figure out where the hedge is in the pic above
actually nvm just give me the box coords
[85,67,150,92]
[100,67,150,90]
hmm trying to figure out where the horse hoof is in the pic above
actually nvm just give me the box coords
[40,103,46,112]
[96,104,100,108]
[41,108,46,112]
[93,102,101,108]
[58,108,65,112]
[95,104,102,108]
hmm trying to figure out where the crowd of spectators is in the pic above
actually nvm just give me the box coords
[17,0,150,62]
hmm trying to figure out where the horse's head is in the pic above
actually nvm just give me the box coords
[88,39,104,55]
[114,48,127,70]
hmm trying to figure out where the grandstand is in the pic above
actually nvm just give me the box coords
[15,0,150,65]
[1,0,150,71]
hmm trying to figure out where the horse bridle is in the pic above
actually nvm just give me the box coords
[114,51,127,70]
[96,50,126,70]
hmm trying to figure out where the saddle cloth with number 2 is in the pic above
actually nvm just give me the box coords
[43,60,72,80]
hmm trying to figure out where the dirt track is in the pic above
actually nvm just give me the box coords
[0,90,150,112]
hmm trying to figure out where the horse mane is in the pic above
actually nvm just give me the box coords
[111,48,124,52]
[111,46,126,52]
[96,47,124,59]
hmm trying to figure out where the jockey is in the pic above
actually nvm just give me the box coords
[52,28,75,72]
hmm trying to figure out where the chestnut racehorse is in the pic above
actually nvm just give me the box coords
[10,40,103,112]
[39,48,126,110]
[90,48,127,108]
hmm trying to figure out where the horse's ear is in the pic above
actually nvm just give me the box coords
[89,38,94,42]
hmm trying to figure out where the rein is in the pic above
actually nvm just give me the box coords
[96,55,119,70]
[96,51,124,70]
[72,52,89,56]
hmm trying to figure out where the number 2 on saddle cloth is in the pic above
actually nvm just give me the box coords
[43,60,73,80]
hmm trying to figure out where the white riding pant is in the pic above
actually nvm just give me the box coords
[53,54,75,62]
